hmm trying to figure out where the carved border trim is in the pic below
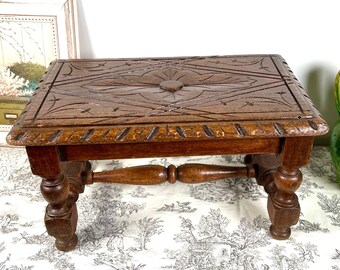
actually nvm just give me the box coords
[7,117,329,146]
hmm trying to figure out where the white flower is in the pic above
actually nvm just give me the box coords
[0,66,29,96]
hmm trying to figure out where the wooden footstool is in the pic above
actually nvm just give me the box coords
[7,55,328,251]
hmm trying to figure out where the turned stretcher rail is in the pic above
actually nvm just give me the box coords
[83,163,256,185]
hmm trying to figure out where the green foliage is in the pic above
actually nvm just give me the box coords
[331,71,340,184]
[8,62,46,83]
[334,71,340,115]
[330,120,340,183]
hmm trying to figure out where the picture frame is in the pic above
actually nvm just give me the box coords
[0,0,79,131]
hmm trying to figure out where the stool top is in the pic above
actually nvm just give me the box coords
[7,54,328,146]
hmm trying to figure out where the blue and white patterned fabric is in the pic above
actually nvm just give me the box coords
[0,146,339,269]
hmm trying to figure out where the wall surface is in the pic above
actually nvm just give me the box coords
[77,0,340,145]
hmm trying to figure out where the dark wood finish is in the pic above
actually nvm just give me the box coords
[90,165,168,185]
[247,154,278,194]
[7,55,327,146]
[59,138,281,161]
[7,55,328,251]
[177,164,255,183]
[26,146,91,251]
[268,137,314,239]
[85,164,255,185]
[250,137,315,240]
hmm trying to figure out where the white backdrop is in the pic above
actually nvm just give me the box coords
[77,0,340,145]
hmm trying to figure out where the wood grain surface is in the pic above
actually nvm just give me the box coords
[7,55,328,146]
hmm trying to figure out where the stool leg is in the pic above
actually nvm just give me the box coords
[53,161,91,251]
[250,154,293,238]
[268,165,301,239]
[26,147,90,251]
[41,173,79,251]
[267,137,314,240]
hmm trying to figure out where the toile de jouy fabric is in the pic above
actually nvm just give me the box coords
[0,146,340,270]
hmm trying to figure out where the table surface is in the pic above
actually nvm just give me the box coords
[7,55,328,146]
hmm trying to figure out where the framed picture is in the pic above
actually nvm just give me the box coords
[0,0,79,130]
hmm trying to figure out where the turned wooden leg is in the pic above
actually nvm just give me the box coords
[41,173,78,251]
[268,165,301,239]
[266,137,314,240]
[26,146,90,251]
[50,160,90,251]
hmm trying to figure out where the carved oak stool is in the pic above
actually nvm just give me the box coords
[7,55,328,251]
